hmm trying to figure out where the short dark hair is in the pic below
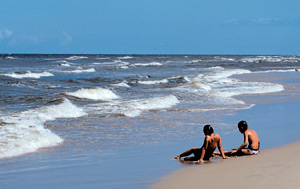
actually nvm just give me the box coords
[203,125,214,134]
[238,120,248,130]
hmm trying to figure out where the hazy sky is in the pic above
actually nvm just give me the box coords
[1,0,299,54]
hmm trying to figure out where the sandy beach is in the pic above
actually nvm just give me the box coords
[155,141,300,189]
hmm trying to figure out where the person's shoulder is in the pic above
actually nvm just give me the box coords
[214,133,221,139]
[250,129,257,132]
[247,129,255,133]
[249,129,258,135]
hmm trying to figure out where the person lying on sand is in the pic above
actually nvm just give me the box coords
[217,120,260,157]
[175,125,229,163]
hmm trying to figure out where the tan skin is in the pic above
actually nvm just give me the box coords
[230,126,260,155]
[175,132,229,162]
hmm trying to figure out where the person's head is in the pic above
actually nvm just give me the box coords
[238,120,248,133]
[203,125,214,135]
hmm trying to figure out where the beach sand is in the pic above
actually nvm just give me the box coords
[154,142,300,189]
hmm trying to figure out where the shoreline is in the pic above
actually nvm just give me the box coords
[154,141,300,189]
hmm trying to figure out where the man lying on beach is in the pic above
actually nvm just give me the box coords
[222,120,260,156]
[175,125,229,162]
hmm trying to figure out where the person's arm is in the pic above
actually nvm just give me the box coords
[217,137,229,159]
[232,132,248,153]
[198,136,208,162]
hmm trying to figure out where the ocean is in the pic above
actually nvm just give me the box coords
[0,54,299,188]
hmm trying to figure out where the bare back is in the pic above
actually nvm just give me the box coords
[202,134,222,159]
[245,129,260,150]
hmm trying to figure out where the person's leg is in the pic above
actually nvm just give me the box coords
[238,149,252,155]
[176,148,201,161]
[241,148,259,155]
[214,148,258,157]
[233,149,258,156]
[214,151,232,156]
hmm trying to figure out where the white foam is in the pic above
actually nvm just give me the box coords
[177,68,285,108]
[190,59,202,63]
[118,56,133,59]
[182,104,255,112]
[138,79,168,85]
[89,95,180,117]
[131,62,162,67]
[1,71,53,79]
[240,56,300,63]
[111,81,130,88]
[215,81,284,98]
[66,87,119,100]
[115,61,130,69]
[199,68,251,82]
[5,56,15,60]
[62,68,95,73]
[199,68,284,97]
[123,95,179,117]
[254,69,298,73]
[60,63,71,67]
[119,66,129,69]
[66,56,88,60]
[0,98,86,158]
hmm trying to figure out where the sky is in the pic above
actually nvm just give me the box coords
[0,0,300,55]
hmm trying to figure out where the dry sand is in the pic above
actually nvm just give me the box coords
[154,141,300,189]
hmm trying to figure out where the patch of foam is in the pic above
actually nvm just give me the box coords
[214,81,284,98]
[62,68,95,73]
[254,69,299,73]
[198,68,284,98]
[66,87,119,100]
[1,71,53,79]
[131,62,162,67]
[66,56,88,60]
[5,56,15,60]
[89,95,180,117]
[118,56,133,59]
[240,56,300,63]
[138,79,168,85]
[190,59,202,63]
[111,81,130,88]
[177,68,285,108]
[0,98,86,158]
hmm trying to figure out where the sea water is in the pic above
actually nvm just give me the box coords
[0,54,299,187]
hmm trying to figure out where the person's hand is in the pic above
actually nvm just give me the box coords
[197,159,205,163]
[223,156,230,159]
